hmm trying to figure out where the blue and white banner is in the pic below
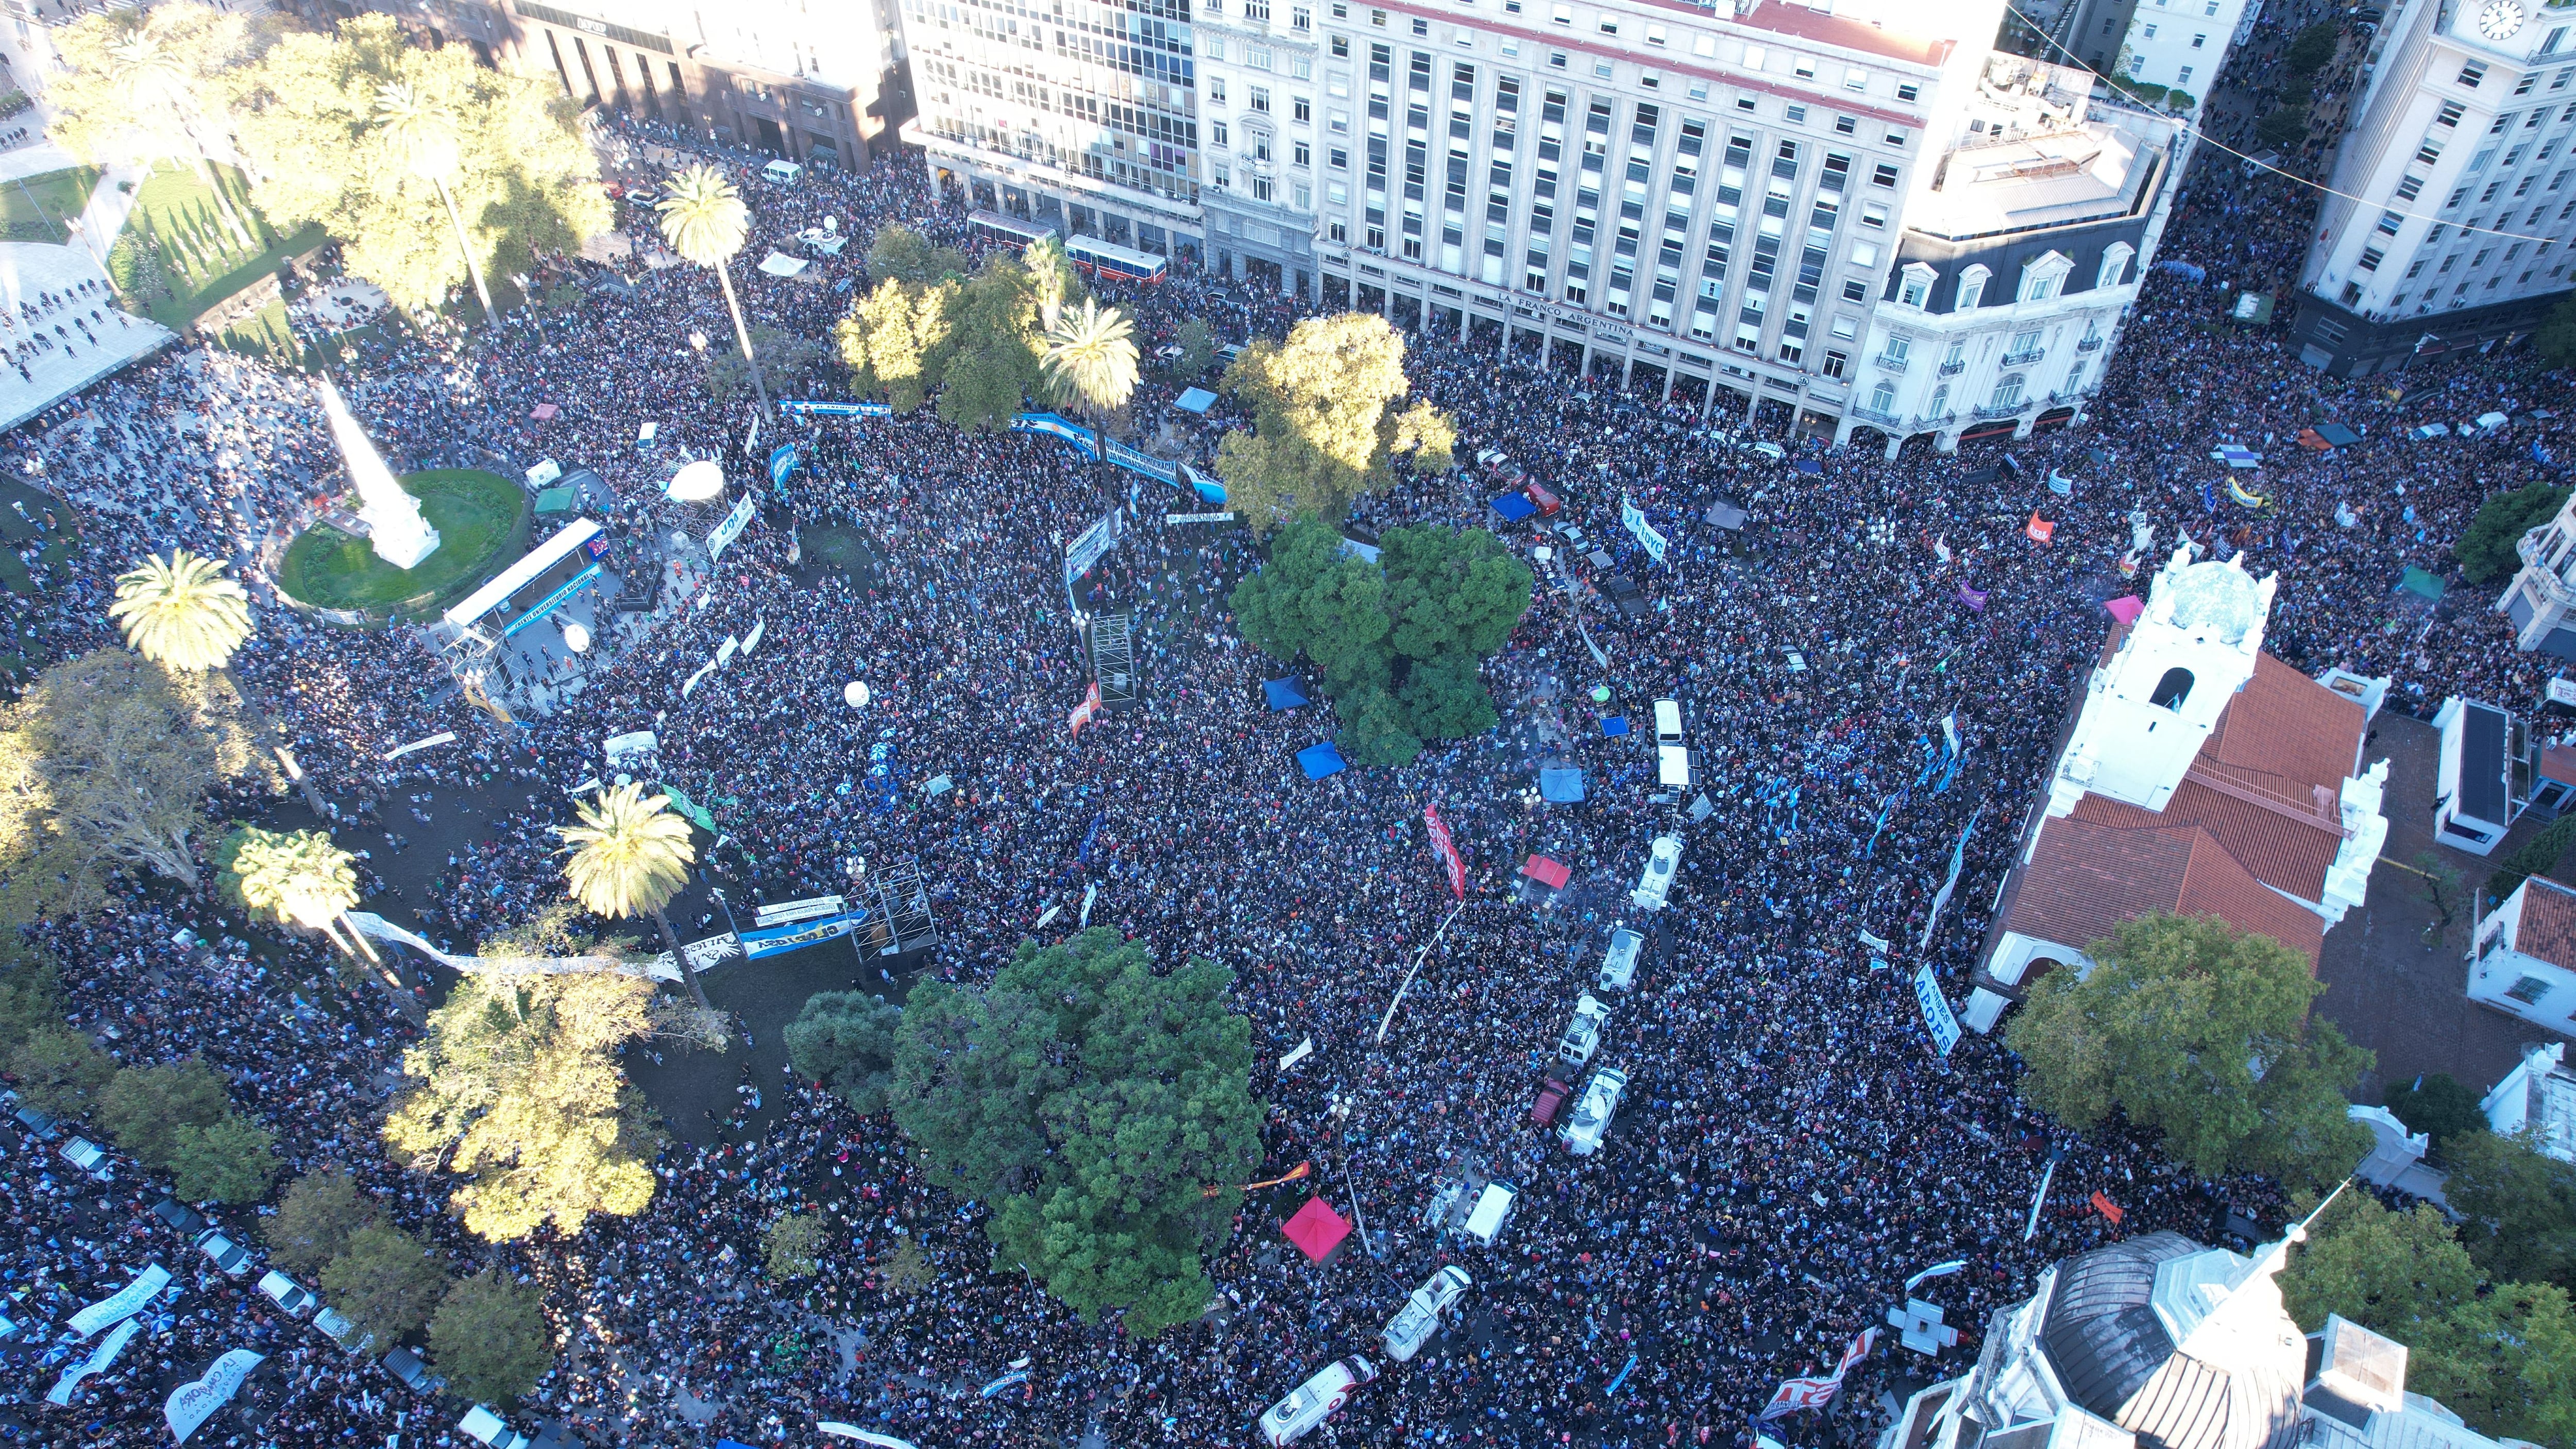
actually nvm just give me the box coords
[1063,508,1124,592]
[1012,412,1100,458]
[978,1368,1031,1399]
[778,400,893,418]
[165,1348,264,1443]
[1904,1259,1969,1293]
[1103,437,1180,487]
[1620,494,1668,565]
[1917,806,1982,950]
[66,1264,169,1339]
[738,909,870,960]
[1182,462,1228,505]
[708,493,759,560]
[47,1316,139,1404]
[769,444,801,486]
[1914,964,1962,1058]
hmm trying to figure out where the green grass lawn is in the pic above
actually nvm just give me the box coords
[106,162,322,330]
[276,470,528,618]
[0,166,99,244]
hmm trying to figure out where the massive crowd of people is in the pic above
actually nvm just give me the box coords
[2,0,2569,1442]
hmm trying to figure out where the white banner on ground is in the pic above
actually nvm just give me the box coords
[708,493,758,560]
[754,895,845,928]
[1905,1259,1970,1293]
[646,933,747,978]
[165,1348,264,1442]
[47,1316,140,1404]
[741,617,767,654]
[1914,964,1962,1058]
[1063,508,1123,592]
[1621,493,1668,564]
[818,1425,919,1449]
[681,653,723,698]
[67,1263,168,1339]
[380,730,457,762]
[603,730,658,768]
[344,912,677,983]
[715,633,741,668]
[1279,1036,1316,1071]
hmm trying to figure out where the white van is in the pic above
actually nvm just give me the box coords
[1657,744,1692,789]
[1556,993,1611,1066]
[1631,835,1684,911]
[1258,1356,1379,1445]
[1381,1266,1472,1362]
[1652,698,1684,744]
[1597,928,1643,993]
[457,1406,534,1449]
[1562,1067,1629,1156]
[1461,1182,1517,1246]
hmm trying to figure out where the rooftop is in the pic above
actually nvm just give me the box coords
[2004,814,2328,965]
[1906,56,2178,240]
[2513,875,2576,970]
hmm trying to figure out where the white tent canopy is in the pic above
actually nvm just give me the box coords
[757,252,810,278]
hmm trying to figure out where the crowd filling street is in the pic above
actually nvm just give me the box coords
[3,3,2572,1443]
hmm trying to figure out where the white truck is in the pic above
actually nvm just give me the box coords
[1461,1182,1517,1247]
[1381,1266,1473,1362]
[1562,1067,1630,1156]
[1597,928,1643,993]
[457,1406,535,1449]
[1631,835,1683,911]
[1654,699,1691,788]
[1258,1356,1379,1445]
[1555,994,1611,1067]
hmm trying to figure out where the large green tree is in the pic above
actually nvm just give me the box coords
[1215,312,1454,534]
[2456,484,2570,584]
[836,277,958,413]
[2406,1280,2576,1446]
[231,15,610,314]
[890,929,1263,1337]
[266,1168,380,1277]
[2378,1073,2490,1157]
[44,4,257,246]
[97,1058,232,1167]
[428,1268,553,1406]
[2442,1128,2576,1290]
[165,1112,277,1204]
[785,992,904,1114]
[2005,913,2372,1188]
[319,1222,448,1345]
[2282,1191,2480,1340]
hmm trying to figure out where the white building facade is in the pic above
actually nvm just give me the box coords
[2065,0,2261,103]
[901,0,1207,259]
[2292,0,2576,376]
[1853,57,2184,453]
[2468,875,2576,1036]
[2494,482,2576,653]
[1197,0,1327,291]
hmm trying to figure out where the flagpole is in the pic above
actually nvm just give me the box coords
[1375,899,1466,1045]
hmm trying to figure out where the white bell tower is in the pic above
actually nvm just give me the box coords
[2048,549,2275,818]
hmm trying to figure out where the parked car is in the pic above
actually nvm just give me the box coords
[150,1197,207,1236]
[1461,1182,1518,1247]
[1602,575,1650,620]
[1631,835,1684,911]
[1380,1267,1473,1362]
[1531,1075,1570,1126]
[313,1305,375,1355]
[13,1104,58,1141]
[1258,1356,1379,1446]
[1522,479,1562,516]
[382,1344,435,1392]
[193,1228,251,1275]
[457,1405,535,1449]
[1555,994,1611,1067]
[258,1270,317,1320]
[1597,928,1643,993]
[59,1135,109,1178]
[1563,1067,1631,1156]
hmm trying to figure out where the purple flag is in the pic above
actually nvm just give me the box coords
[1957,585,1988,611]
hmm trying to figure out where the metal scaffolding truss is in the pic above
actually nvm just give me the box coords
[866,858,939,957]
[1089,609,1139,710]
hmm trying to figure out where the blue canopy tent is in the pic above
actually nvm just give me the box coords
[1263,678,1311,711]
[1297,742,1347,780]
[1601,716,1630,737]
[1793,458,1823,475]
[1538,768,1586,803]
[1490,491,1537,521]
[1175,387,1219,414]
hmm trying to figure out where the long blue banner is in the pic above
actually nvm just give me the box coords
[1011,412,1100,458]
[777,400,893,418]
[500,562,603,640]
[738,908,871,960]
[1102,437,1178,486]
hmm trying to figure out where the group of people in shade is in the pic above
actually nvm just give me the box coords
[4,0,2570,1439]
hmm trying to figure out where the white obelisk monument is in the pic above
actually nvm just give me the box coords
[317,373,440,569]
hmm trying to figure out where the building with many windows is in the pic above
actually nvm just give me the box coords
[1197,0,1326,291]
[378,0,905,169]
[1850,56,2184,451]
[2064,0,2258,103]
[2291,0,2576,376]
[902,0,1206,260]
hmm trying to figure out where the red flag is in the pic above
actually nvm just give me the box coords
[1424,803,1467,899]
[1067,680,1102,738]
[2026,512,2056,544]
[2090,1189,2125,1226]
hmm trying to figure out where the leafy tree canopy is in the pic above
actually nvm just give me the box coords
[98,1058,232,1168]
[2409,1279,2576,1447]
[2004,912,2372,1188]
[267,1167,380,1277]
[1215,313,1454,533]
[2282,1191,2480,1338]
[319,1221,448,1344]
[2456,484,2569,584]
[383,971,659,1241]
[890,929,1263,1337]
[785,991,904,1114]
[165,1112,276,1204]
[429,1268,553,1406]
[763,1212,829,1278]
[867,224,969,284]
[2378,1072,2491,1157]
[231,15,610,312]
[2442,1128,2576,1290]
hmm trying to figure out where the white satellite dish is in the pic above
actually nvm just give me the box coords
[667,459,725,502]
[844,680,871,708]
[563,622,591,653]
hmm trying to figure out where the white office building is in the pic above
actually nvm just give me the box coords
[1198,0,1327,291]
[899,0,1207,260]
[2064,0,2260,104]
[2292,0,2576,376]
[1851,55,2184,452]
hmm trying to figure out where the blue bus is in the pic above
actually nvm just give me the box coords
[1064,235,1168,285]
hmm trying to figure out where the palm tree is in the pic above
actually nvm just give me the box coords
[108,549,327,817]
[555,782,708,1010]
[1041,297,1141,421]
[229,827,371,961]
[656,165,766,413]
[95,13,254,249]
[1024,236,1075,333]
[372,79,496,328]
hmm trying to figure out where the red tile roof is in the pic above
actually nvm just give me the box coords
[2071,785,2341,902]
[2005,815,2325,966]
[2542,746,2576,787]
[2516,878,2576,970]
[2201,653,2366,798]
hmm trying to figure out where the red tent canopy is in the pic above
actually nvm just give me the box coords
[1521,856,1571,890]
[1281,1197,1351,1264]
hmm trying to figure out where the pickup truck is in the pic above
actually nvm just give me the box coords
[1380,1266,1473,1362]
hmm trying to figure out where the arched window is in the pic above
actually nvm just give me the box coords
[1990,373,2026,410]
[2149,667,2194,709]
[1869,379,1897,414]
[1928,383,1949,417]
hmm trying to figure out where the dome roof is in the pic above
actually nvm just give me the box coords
[2160,561,2263,643]
[2038,1232,2305,1449]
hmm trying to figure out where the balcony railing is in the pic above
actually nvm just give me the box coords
[2076,335,2104,352]
[1974,400,2028,419]
[1849,404,1905,426]
[2001,348,2046,367]
[1938,360,1966,376]
[1872,353,1910,373]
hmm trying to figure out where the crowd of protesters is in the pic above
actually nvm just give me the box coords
[4,0,2572,1440]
